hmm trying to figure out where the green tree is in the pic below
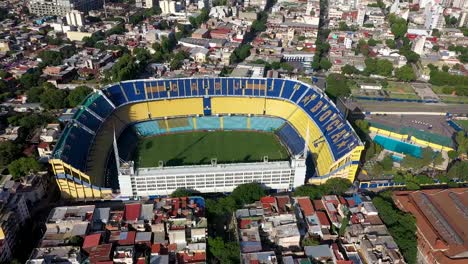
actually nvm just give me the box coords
[20,69,43,88]
[325,73,351,100]
[339,217,349,236]
[8,157,41,179]
[390,16,408,39]
[372,194,417,263]
[376,59,393,76]
[341,64,358,75]
[319,58,332,71]
[107,54,140,82]
[0,141,21,167]
[367,38,378,46]
[448,150,458,159]
[380,155,393,171]
[447,161,468,181]
[67,85,92,107]
[322,178,352,195]
[231,182,266,206]
[170,188,200,197]
[293,185,324,199]
[395,65,416,82]
[385,39,396,49]
[40,87,68,109]
[38,50,64,66]
[27,86,45,103]
[208,237,240,263]
[302,237,320,246]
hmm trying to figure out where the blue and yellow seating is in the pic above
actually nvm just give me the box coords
[51,77,364,199]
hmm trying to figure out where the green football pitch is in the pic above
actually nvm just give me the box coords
[135,131,290,167]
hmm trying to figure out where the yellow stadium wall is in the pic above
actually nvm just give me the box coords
[50,159,113,199]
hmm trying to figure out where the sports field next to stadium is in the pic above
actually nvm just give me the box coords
[135,131,290,167]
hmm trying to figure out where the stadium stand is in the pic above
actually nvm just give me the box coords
[250,117,285,132]
[276,124,305,155]
[223,116,247,130]
[134,121,166,136]
[196,116,220,130]
[51,78,364,199]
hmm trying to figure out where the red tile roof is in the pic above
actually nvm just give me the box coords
[260,196,276,204]
[240,219,252,229]
[297,197,315,217]
[313,200,325,211]
[177,252,207,263]
[125,203,141,222]
[317,211,331,227]
[83,233,101,249]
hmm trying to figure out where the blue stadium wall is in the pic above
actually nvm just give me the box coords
[50,78,364,199]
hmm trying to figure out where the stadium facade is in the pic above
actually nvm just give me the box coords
[50,77,364,199]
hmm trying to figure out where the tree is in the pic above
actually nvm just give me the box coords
[380,155,393,171]
[319,58,332,71]
[376,59,393,77]
[230,182,266,206]
[302,237,320,246]
[208,237,240,263]
[447,161,468,181]
[372,194,417,263]
[321,178,352,195]
[38,50,65,67]
[385,39,396,49]
[67,85,92,107]
[170,188,200,197]
[20,69,43,88]
[341,64,358,75]
[293,185,324,199]
[8,157,41,179]
[0,141,21,167]
[339,217,349,236]
[40,87,68,109]
[390,16,408,39]
[367,38,378,46]
[395,65,416,82]
[107,54,140,82]
[432,45,440,51]
[325,73,351,100]
[27,86,45,103]
[400,49,420,64]
[448,150,458,160]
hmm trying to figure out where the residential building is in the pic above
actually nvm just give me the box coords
[28,0,104,16]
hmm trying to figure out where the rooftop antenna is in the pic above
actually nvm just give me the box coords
[303,123,309,159]
[103,0,108,19]
[112,125,121,176]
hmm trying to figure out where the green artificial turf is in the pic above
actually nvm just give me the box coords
[135,131,290,167]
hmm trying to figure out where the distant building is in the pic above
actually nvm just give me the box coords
[66,10,84,27]
[28,0,104,17]
[159,0,176,14]
[393,189,468,264]
[136,0,156,8]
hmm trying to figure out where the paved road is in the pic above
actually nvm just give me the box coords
[354,101,468,114]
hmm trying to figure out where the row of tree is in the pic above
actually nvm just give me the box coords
[372,192,417,263]
[27,83,93,109]
[341,60,416,82]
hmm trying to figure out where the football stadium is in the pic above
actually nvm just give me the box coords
[50,78,364,199]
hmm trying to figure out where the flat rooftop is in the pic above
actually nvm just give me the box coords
[136,160,292,176]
